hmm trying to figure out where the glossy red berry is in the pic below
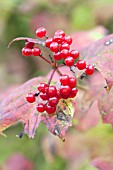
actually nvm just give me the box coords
[85,65,94,75]
[76,60,86,70]
[60,49,69,59]
[25,42,34,49]
[26,93,35,103]
[60,43,70,51]
[69,88,78,98]
[47,86,57,97]
[45,38,53,48]
[60,85,71,96]
[54,52,62,60]
[46,104,56,114]
[53,35,64,44]
[69,77,77,88]
[40,92,48,100]
[55,30,65,37]
[60,75,70,85]
[61,94,69,99]
[36,27,46,38]
[70,50,79,59]
[65,57,74,67]
[49,97,59,106]
[38,83,48,93]
[32,47,41,56]
[50,42,59,53]
[36,103,45,112]
[64,35,72,45]
[22,47,32,56]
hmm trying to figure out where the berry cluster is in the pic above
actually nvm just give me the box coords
[22,27,95,115]
[22,42,41,57]
[26,75,78,115]
[45,29,79,67]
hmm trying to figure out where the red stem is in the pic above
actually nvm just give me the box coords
[48,69,56,85]
[56,68,62,76]
[39,55,51,65]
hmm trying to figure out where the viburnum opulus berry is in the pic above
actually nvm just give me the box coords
[76,60,86,70]
[50,42,59,52]
[85,64,94,75]
[22,47,32,57]
[36,27,46,38]
[23,27,95,115]
[32,47,41,56]
[46,38,53,48]
[36,103,45,112]
[65,57,74,66]
[26,93,36,103]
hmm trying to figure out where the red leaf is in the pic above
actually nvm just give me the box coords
[74,71,113,128]
[0,76,75,140]
[71,26,107,51]
[91,157,113,170]
[77,100,101,131]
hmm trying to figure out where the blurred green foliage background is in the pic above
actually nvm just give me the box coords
[0,0,113,169]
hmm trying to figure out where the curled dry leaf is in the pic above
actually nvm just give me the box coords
[8,37,45,48]
[0,76,75,141]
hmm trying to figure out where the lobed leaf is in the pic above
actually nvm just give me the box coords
[0,76,75,141]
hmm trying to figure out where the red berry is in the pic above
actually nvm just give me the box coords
[45,38,53,48]
[32,47,41,56]
[85,65,94,75]
[54,52,62,60]
[70,50,79,59]
[61,94,69,99]
[69,88,78,98]
[36,103,45,112]
[53,35,64,44]
[46,104,56,114]
[40,92,48,100]
[60,49,69,59]
[25,42,34,49]
[76,60,86,70]
[68,77,77,88]
[22,47,32,56]
[49,97,59,106]
[60,85,71,96]
[60,75,70,85]
[55,30,65,37]
[47,86,57,97]
[36,27,46,38]
[50,42,59,53]
[64,35,72,45]
[60,43,70,51]
[26,93,35,103]
[65,57,74,67]
[38,83,48,93]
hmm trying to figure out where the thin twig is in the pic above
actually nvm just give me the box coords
[48,69,56,85]
[56,68,62,76]
[39,55,51,65]
[48,54,54,63]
